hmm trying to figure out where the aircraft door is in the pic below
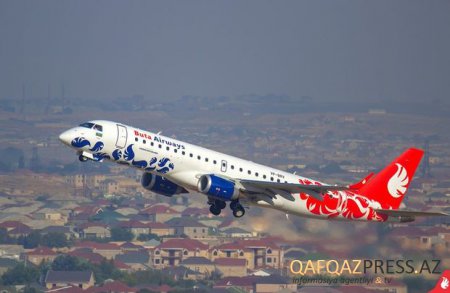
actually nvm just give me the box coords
[116,125,127,148]
[221,160,227,172]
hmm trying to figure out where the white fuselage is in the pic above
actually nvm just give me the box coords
[59,120,387,222]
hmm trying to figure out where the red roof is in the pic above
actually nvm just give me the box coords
[147,222,170,229]
[28,247,57,256]
[213,239,279,251]
[78,222,109,229]
[141,204,178,215]
[214,276,260,287]
[214,242,245,251]
[48,286,85,293]
[89,281,136,293]
[214,258,247,266]
[117,220,169,229]
[118,220,148,228]
[74,241,120,250]
[156,239,208,251]
[141,284,172,293]
[68,250,105,264]
[8,226,32,235]
[121,242,144,249]
[181,207,209,217]
[114,260,131,270]
[0,221,30,230]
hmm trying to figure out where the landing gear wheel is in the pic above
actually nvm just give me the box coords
[209,205,221,216]
[232,205,245,218]
[230,201,239,210]
[78,155,88,162]
[215,200,226,210]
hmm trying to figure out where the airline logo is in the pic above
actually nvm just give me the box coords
[134,130,185,149]
[387,163,409,198]
[429,270,450,292]
[134,130,152,140]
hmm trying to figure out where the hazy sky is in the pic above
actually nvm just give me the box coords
[1,0,449,102]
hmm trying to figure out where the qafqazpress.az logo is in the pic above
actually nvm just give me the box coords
[289,259,442,285]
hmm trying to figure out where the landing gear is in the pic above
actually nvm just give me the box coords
[230,200,245,218]
[208,199,227,216]
[78,155,88,162]
[209,205,221,216]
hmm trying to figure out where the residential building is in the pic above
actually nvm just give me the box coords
[115,252,151,271]
[73,242,121,259]
[166,217,208,239]
[152,239,209,268]
[180,257,215,278]
[214,258,247,277]
[26,247,58,265]
[211,239,283,270]
[78,223,111,238]
[45,270,95,289]
[139,205,180,222]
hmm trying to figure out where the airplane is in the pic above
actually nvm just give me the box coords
[59,120,448,222]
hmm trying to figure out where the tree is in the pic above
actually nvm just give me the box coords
[110,227,134,241]
[42,232,69,248]
[20,231,42,249]
[51,255,87,271]
[92,259,123,284]
[137,233,160,242]
[0,227,13,244]
[1,264,40,285]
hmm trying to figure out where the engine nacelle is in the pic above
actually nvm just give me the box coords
[197,174,239,201]
[141,173,186,197]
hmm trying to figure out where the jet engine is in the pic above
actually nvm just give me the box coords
[141,173,187,197]
[197,174,239,201]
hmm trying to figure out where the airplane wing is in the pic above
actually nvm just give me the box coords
[375,209,449,217]
[239,179,349,201]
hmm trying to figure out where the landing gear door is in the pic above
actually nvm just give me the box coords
[116,125,127,149]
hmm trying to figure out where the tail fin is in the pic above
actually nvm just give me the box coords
[353,148,424,209]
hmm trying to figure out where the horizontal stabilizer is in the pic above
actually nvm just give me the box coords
[375,209,449,217]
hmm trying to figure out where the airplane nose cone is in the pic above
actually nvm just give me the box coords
[59,130,72,145]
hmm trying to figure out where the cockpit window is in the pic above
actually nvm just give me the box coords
[79,122,95,129]
[93,124,103,132]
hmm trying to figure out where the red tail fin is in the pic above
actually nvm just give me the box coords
[354,148,424,209]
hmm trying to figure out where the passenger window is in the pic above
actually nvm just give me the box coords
[263,175,267,179]
[248,170,251,175]
[151,142,154,146]
[182,151,185,155]
[143,140,146,144]
[174,149,178,153]
[135,137,138,142]
[166,146,169,151]
[158,144,162,148]
[197,155,201,160]
[205,158,209,162]
[213,160,217,164]
[277,179,281,183]
[255,172,259,177]
[270,177,274,181]
[239,168,243,172]
[190,153,193,158]
[231,165,234,170]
